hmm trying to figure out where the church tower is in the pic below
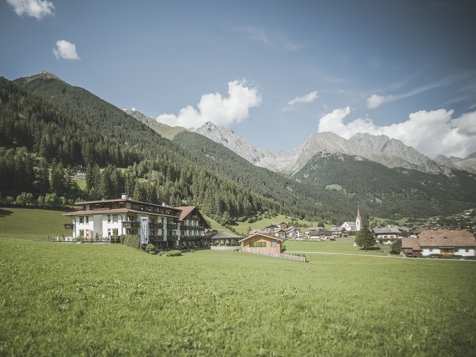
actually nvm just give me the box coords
[356,206,361,231]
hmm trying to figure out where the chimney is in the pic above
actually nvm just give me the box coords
[121,193,128,200]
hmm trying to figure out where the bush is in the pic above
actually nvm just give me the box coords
[122,235,140,250]
[166,250,182,257]
[145,244,156,254]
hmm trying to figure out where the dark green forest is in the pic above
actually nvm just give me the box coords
[293,152,476,217]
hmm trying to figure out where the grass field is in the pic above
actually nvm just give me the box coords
[0,207,72,240]
[1,239,475,356]
[285,238,393,256]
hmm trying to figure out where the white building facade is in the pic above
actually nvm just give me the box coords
[63,195,210,249]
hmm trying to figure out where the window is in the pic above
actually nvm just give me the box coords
[113,229,118,236]
[79,216,84,224]
[107,215,111,223]
[271,242,277,248]
[250,242,266,248]
[113,215,118,223]
[85,216,89,224]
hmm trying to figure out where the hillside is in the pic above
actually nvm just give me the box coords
[292,152,476,217]
[7,74,310,221]
[173,130,363,222]
[123,109,186,140]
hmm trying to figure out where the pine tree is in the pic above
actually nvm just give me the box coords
[354,220,375,251]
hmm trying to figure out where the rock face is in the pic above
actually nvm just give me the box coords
[184,123,476,176]
[434,153,476,174]
[194,122,275,165]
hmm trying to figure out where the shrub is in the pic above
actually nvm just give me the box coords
[122,235,140,250]
[166,250,182,257]
[145,244,156,254]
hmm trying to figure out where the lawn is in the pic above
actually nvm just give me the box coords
[0,207,71,240]
[285,238,393,256]
[1,239,475,356]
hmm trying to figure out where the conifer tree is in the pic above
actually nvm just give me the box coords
[354,220,375,251]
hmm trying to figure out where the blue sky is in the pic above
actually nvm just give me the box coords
[1,0,475,159]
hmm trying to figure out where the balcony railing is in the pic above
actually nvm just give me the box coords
[122,221,140,229]
[167,224,178,229]
[149,223,163,229]
[63,223,74,230]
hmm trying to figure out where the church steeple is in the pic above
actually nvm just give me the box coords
[356,206,361,231]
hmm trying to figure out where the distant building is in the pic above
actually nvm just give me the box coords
[402,229,476,257]
[341,206,362,232]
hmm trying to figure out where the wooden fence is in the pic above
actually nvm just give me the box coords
[241,248,306,262]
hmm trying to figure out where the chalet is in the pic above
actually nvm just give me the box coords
[239,233,286,254]
[305,227,324,238]
[373,227,401,240]
[402,229,476,257]
[263,222,288,235]
[330,226,346,238]
[62,194,210,250]
[284,226,301,239]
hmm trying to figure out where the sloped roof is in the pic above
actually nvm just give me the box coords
[418,229,476,247]
[239,232,287,243]
[373,227,400,234]
[402,238,421,251]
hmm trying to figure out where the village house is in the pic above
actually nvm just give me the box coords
[305,226,325,238]
[330,226,346,238]
[239,232,286,254]
[62,194,210,250]
[373,227,401,244]
[402,229,476,257]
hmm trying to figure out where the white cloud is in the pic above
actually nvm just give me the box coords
[231,25,302,52]
[156,80,261,128]
[317,107,476,159]
[367,80,456,109]
[288,91,318,105]
[233,26,270,45]
[53,40,80,60]
[6,0,54,19]
[367,94,388,109]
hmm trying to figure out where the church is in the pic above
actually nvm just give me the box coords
[340,207,361,232]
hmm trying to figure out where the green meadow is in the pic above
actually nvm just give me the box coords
[1,239,475,356]
[0,207,71,240]
[285,238,393,256]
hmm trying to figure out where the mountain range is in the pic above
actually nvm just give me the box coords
[3,70,475,223]
[125,110,476,176]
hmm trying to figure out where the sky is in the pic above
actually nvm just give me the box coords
[1,0,476,159]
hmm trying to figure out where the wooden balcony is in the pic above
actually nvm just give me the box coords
[63,223,74,230]
[122,221,140,229]
[149,223,163,229]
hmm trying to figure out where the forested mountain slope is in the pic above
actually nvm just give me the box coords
[174,130,360,221]
[7,74,311,221]
[293,152,476,217]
